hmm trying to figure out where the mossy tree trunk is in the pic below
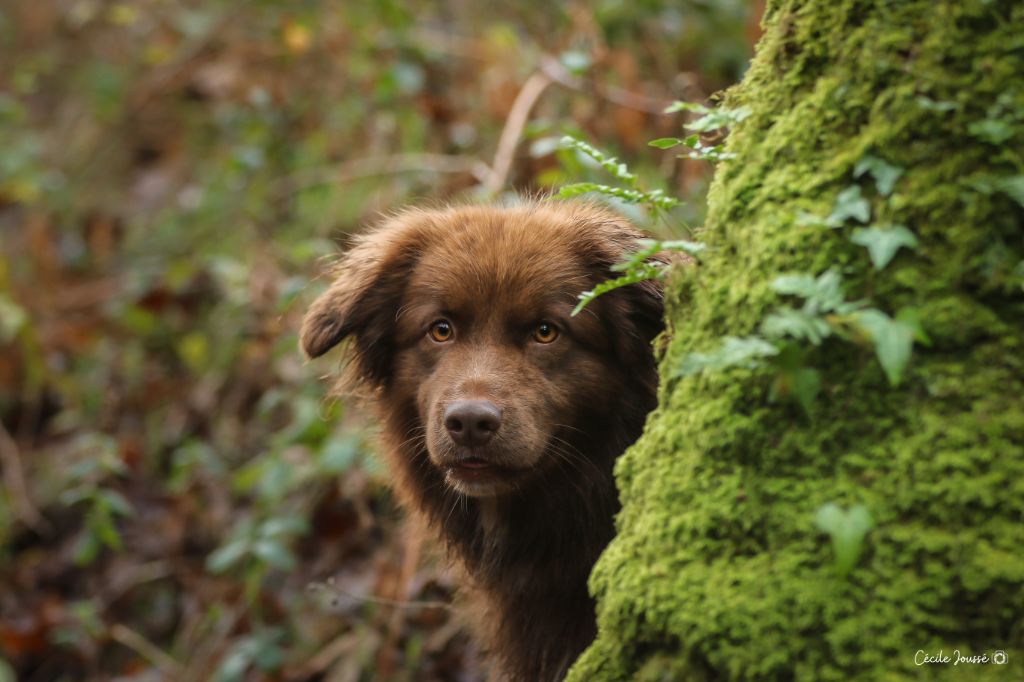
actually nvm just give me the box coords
[569,1,1024,680]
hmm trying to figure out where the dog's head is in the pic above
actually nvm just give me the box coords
[301,203,665,497]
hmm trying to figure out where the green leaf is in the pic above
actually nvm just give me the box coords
[0,295,27,344]
[556,182,680,211]
[791,367,822,414]
[771,269,855,315]
[852,309,918,386]
[827,185,871,226]
[559,136,637,185]
[320,435,360,473]
[98,489,133,517]
[685,105,752,132]
[995,176,1024,207]
[648,137,683,149]
[968,118,1014,145]
[795,210,829,228]
[207,539,250,573]
[969,174,1024,208]
[760,307,832,344]
[663,101,708,114]
[572,239,700,315]
[676,135,735,162]
[572,262,664,316]
[915,96,959,112]
[676,336,779,377]
[558,183,648,205]
[815,503,874,576]
[259,515,308,539]
[252,539,296,571]
[656,239,706,256]
[850,224,919,270]
[853,155,904,196]
[558,50,591,75]
[770,273,818,299]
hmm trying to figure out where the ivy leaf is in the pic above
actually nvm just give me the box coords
[852,308,921,386]
[996,176,1024,208]
[968,175,1024,209]
[663,101,708,114]
[760,307,833,345]
[676,336,779,377]
[648,137,683,149]
[968,118,1014,145]
[854,155,904,196]
[795,210,829,228]
[685,105,752,132]
[771,269,853,314]
[850,224,919,270]
[826,185,871,226]
[915,96,959,112]
[815,503,874,576]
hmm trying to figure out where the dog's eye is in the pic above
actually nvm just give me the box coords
[533,322,558,344]
[429,319,454,342]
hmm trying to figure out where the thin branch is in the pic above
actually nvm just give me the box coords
[272,153,492,199]
[538,56,679,114]
[0,418,46,531]
[294,631,360,680]
[484,71,554,196]
[110,623,183,678]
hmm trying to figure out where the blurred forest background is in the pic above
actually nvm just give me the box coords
[0,1,760,680]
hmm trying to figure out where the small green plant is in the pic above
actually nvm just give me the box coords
[214,626,286,682]
[815,503,874,576]
[206,514,309,606]
[572,238,705,315]
[649,100,751,162]
[557,136,680,212]
[58,435,133,565]
[678,154,929,410]
[560,100,755,315]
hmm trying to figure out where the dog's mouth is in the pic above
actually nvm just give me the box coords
[441,454,525,492]
[456,456,491,466]
[447,457,511,475]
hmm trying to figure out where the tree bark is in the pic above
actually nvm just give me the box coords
[569,1,1024,680]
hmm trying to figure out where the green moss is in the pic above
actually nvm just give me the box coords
[569,0,1024,680]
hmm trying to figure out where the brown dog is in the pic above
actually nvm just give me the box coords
[301,202,664,680]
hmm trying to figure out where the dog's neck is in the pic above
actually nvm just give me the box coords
[382,399,654,681]
[450,440,622,681]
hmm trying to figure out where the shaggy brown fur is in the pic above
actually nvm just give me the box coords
[301,202,664,681]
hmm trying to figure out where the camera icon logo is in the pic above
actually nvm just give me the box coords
[992,650,1007,665]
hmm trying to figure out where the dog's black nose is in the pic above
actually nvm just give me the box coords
[444,400,502,447]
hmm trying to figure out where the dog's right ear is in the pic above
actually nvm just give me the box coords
[300,214,427,381]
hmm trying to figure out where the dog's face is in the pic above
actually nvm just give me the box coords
[301,203,664,497]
